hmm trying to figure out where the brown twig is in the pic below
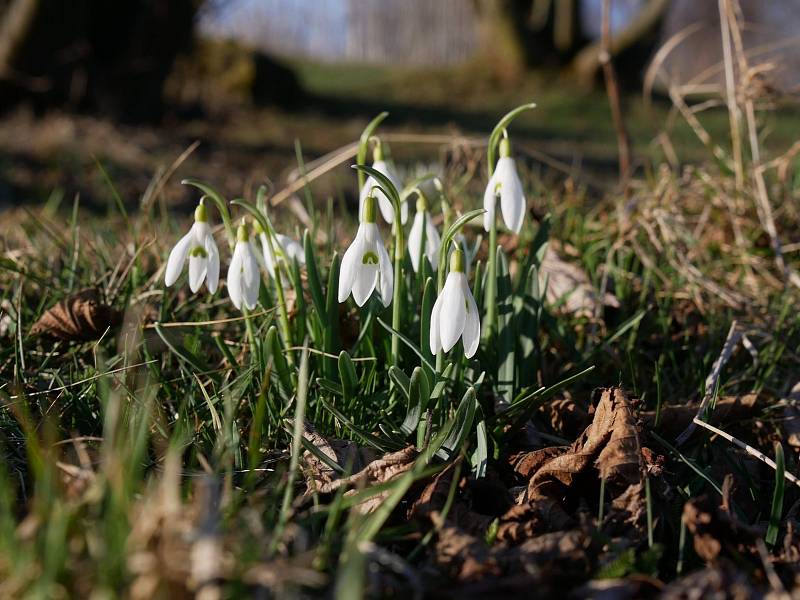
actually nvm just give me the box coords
[600,0,631,188]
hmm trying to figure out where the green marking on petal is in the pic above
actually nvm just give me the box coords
[190,246,208,258]
[362,251,379,265]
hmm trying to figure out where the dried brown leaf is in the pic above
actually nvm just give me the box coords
[433,522,501,583]
[509,446,567,480]
[408,459,460,521]
[682,494,761,562]
[299,429,416,514]
[30,288,121,341]
[300,421,377,493]
[540,246,620,317]
[538,396,591,439]
[660,561,759,600]
[529,388,643,502]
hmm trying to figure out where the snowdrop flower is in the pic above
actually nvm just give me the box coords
[165,200,220,293]
[408,195,441,273]
[255,223,305,279]
[227,222,260,311]
[359,144,407,225]
[430,246,480,358]
[338,194,393,307]
[483,137,525,234]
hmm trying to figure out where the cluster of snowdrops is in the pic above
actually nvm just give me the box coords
[164,106,535,359]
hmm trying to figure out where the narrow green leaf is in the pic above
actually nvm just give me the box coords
[376,317,435,372]
[496,247,515,407]
[766,442,785,547]
[304,230,326,320]
[440,387,477,458]
[316,377,344,396]
[324,253,341,379]
[473,420,488,478]
[318,398,392,451]
[266,326,292,399]
[388,366,411,400]
[338,351,358,404]
[400,366,431,436]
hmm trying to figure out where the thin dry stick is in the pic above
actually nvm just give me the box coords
[599,0,631,187]
[693,418,800,489]
[725,0,791,283]
[270,132,597,207]
[718,0,745,192]
[145,309,275,329]
[141,139,202,215]
[676,321,744,445]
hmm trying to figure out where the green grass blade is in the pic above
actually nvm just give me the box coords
[766,442,785,547]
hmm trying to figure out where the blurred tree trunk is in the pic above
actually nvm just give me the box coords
[472,0,528,81]
[0,0,199,121]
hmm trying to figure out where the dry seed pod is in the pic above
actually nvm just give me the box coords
[30,288,121,341]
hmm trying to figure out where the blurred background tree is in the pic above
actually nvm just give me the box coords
[0,0,198,120]
[3,0,799,122]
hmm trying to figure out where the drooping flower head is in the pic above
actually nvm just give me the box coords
[483,137,525,234]
[254,221,305,279]
[359,143,407,225]
[227,222,260,311]
[408,194,441,273]
[430,245,480,358]
[165,199,220,294]
[338,194,393,307]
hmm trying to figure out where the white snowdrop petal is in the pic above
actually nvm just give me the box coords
[164,230,193,286]
[206,235,219,294]
[227,247,244,310]
[188,255,206,293]
[338,228,364,302]
[497,157,525,234]
[439,273,467,352]
[429,292,443,355]
[242,243,259,289]
[408,212,424,273]
[483,172,498,232]
[377,192,395,224]
[278,234,305,265]
[243,257,260,309]
[351,264,378,307]
[425,216,441,269]
[376,237,393,307]
[462,280,480,358]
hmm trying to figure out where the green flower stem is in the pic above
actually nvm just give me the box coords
[242,305,259,361]
[182,179,236,250]
[484,212,498,341]
[391,213,403,365]
[357,112,389,190]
